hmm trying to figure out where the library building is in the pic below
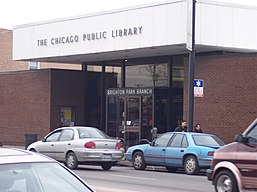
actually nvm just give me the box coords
[7,0,257,146]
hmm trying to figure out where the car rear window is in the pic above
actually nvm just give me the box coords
[78,128,107,139]
[192,135,224,147]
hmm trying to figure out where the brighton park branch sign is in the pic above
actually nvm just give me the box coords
[106,87,153,96]
[37,26,143,47]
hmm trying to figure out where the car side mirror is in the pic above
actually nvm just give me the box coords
[150,141,155,146]
[235,134,248,143]
[41,138,46,142]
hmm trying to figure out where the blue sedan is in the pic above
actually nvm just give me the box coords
[125,132,224,175]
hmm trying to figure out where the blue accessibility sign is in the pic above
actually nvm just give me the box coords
[194,79,204,87]
[194,79,204,97]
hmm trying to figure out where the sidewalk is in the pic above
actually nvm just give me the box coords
[116,159,132,167]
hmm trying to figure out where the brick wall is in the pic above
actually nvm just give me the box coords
[0,70,51,145]
[184,53,257,144]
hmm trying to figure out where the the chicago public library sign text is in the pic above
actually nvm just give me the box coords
[37,26,143,47]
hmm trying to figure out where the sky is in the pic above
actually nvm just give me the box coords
[1,0,257,30]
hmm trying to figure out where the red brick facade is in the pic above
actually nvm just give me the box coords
[184,53,257,144]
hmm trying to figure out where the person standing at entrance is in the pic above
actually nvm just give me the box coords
[174,119,187,132]
[194,124,203,133]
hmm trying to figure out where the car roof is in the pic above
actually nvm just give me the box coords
[169,132,214,136]
[55,126,98,131]
[0,147,54,165]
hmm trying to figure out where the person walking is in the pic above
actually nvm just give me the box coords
[174,119,187,132]
[194,124,203,133]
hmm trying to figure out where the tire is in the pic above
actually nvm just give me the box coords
[101,162,113,170]
[66,152,78,169]
[132,152,147,170]
[166,166,177,172]
[214,170,238,192]
[184,155,200,175]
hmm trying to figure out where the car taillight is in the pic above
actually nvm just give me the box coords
[208,151,214,156]
[84,141,96,148]
[116,142,121,149]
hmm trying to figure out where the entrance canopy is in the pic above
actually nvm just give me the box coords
[13,0,257,65]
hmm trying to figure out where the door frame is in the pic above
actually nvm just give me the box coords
[117,96,142,149]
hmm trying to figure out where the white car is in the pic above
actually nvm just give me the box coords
[0,147,95,192]
[27,126,123,170]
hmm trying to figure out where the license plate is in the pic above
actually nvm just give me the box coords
[102,154,112,161]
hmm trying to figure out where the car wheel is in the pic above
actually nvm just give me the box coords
[166,166,177,172]
[184,155,199,175]
[66,152,78,169]
[132,151,147,170]
[214,170,238,192]
[101,162,113,170]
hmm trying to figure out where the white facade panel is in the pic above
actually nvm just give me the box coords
[138,7,154,48]
[232,8,248,48]
[123,9,140,50]
[247,10,257,49]
[197,3,218,46]
[152,5,168,46]
[217,6,233,47]
[167,2,187,44]
[197,1,257,51]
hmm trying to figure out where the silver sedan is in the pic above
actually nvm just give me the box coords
[0,147,95,192]
[27,126,123,170]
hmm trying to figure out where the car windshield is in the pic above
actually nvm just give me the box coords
[0,162,93,192]
[78,128,108,139]
[192,135,224,147]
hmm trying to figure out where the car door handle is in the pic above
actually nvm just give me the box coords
[162,149,166,151]
[51,144,54,146]
[67,143,71,146]
[180,150,184,152]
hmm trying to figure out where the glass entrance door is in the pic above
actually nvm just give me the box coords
[118,97,141,150]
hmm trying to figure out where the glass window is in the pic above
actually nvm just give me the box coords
[46,131,62,142]
[247,123,257,144]
[182,135,189,148]
[0,163,92,192]
[61,106,75,126]
[154,96,168,133]
[170,134,184,147]
[193,135,225,147]
[172,57,184,88]
[154,133,173,147]
[78,128,107,139]
[126,63,169,87]
[28,62,40,70]
[59,129,74,141]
